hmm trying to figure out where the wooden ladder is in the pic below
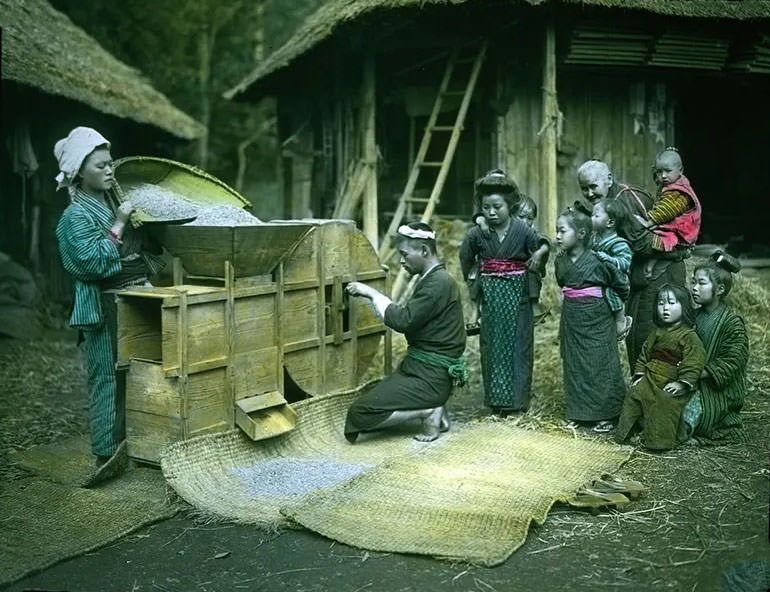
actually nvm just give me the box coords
[379,40,488,301]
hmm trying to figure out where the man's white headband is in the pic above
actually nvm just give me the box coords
[397,225,435,240]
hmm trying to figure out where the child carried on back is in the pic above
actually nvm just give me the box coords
[591,198,633,339]
[635,147,702,278]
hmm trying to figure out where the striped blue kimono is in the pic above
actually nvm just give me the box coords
[56,189,122,457]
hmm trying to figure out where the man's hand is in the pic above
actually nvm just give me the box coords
[663,381,688,396]
[346,281,377,299]
[634,214,651,228]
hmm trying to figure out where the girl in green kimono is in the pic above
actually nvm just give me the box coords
[55,127,163,480]
[682,253,748,443]
[615,284,706,450]
[460,171,549,416]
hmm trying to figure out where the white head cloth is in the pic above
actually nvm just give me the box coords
[53,127,110,191]
[397,224,435,240]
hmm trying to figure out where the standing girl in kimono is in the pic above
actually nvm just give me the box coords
[55,127,164,483]
[554,209,627,432]
[459,170,549,416]
[615,284,706,450]
[683,252,748,443]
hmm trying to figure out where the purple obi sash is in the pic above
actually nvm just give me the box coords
[562,286,603,299]
[480,258,527,276]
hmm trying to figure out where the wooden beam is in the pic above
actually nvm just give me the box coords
[541,24,558,237]
[362,52,379,250]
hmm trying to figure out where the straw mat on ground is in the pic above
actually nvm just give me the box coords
[9,435,95,486]
[283,423,632,566]
[0,469,176,586]
[161,390,434,527]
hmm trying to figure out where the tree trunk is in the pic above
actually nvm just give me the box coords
[198,26,212,169]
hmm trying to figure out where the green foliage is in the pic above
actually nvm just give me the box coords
[49,0,325,194]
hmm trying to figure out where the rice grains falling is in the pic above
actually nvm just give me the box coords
[231,457,371,497]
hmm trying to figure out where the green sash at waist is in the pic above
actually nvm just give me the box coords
[407,347,467,387]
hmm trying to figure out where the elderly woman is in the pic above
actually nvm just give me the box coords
[54,127,164,484]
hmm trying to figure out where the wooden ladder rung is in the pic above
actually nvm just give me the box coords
[404,197,431,203]
[419,161,444,167]
[429,125,454,131]
[442,90,466,96]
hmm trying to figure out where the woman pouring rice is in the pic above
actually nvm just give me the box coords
[54,127,164,485]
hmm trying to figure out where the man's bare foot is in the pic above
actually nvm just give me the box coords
[439,407,450,433]
[414,407,442,442]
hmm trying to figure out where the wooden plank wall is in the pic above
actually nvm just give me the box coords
[497,66,672,234]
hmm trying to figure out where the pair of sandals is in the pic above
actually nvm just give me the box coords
[567,473,647,510]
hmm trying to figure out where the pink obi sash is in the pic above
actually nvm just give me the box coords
[480,258,527,276]
[562,286,602,299]
[654,175,702,252]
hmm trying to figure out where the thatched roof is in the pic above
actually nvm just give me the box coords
[225,0,770,99]
[1,0,206,140]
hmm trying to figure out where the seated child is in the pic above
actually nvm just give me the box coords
[682,251,748,443]
[591,199,633,339]
[615,283,706,450]
[635,147,702,278]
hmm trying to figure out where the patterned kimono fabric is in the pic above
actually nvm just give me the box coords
[616,325,706,449]
[592,233,632,314]
[682,305,748,443]
[460,221,541,412]
[56,189,123,457]
[479,259,532,411]
[556,252,626,422]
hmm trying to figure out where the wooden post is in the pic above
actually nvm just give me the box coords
[362,52,379,250]
[541,24,558,237]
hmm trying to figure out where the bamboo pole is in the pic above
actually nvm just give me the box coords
[362,53,379,250]
[541,24,558,236]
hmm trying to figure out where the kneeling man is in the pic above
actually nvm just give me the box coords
[345,222,467,443]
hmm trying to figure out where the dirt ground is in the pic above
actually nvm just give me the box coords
[2,270,769,592]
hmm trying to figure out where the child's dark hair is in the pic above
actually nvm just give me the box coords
[518,195,537,218]
[654,283,695,327]
[558,208,592,247]
[474,168,520,211]
[396,221,437,255]
[693,250,740,298]
[595,198,626,228]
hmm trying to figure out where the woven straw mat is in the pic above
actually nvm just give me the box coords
[0,469,177,586]
[163,390,631,565]
[161,390,434,526]
[283,422,631,565]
